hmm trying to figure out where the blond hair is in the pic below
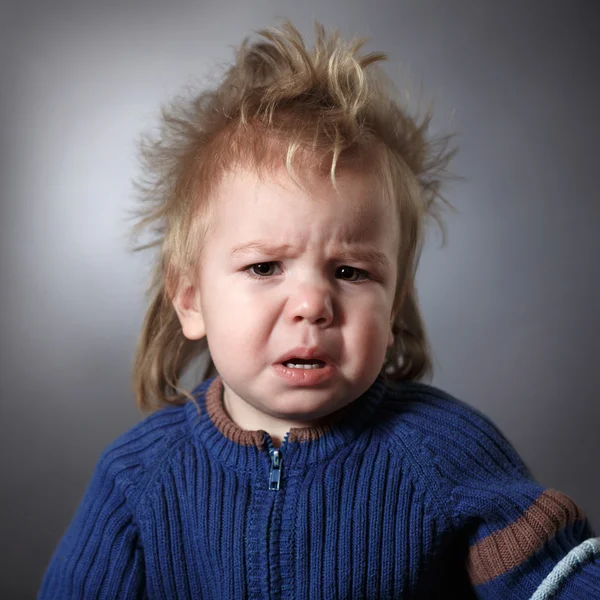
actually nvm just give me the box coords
[130,21,457,411]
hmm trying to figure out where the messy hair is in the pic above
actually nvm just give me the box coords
[130,20,457,411]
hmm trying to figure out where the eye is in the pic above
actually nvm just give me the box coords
[247,262,279,277]
[335,266,369,282]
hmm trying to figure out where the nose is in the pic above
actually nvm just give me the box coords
[285,282,334,327]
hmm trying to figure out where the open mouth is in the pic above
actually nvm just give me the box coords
[273,355,334,385]
[282,358,327,370]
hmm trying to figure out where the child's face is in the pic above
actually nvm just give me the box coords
[177,164,399,430]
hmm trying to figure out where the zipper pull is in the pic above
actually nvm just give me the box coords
[269,448,282,491]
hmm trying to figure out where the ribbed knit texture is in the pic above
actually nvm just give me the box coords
[39,377,600,599]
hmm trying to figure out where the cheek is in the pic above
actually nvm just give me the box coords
[345,294,393,358]
[356,315,390,353]
[204,284,274,347]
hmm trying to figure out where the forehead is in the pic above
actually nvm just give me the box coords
[210,165,398,246]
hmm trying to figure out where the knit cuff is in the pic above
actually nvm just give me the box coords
[529,538,600,599]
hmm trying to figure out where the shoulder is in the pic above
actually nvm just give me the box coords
[377,379,531,481]
[101,377,214,468]
[378,378,504,440]
[93,398,200,505]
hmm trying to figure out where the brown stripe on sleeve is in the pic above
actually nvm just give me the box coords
[467,489,586,586]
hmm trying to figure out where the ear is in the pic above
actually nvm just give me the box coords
[388,307,398,349]
[388,328,394,348]
[172,276,206,340]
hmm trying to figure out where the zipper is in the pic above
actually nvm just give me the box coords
[265,431,289,491]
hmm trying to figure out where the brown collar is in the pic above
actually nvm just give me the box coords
[204,376,354,448]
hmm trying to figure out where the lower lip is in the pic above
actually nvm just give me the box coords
[272,363,335,386]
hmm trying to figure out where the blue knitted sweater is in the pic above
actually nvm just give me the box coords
[39,376,600,599]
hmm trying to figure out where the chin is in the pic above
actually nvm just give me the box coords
[265,392,347,421]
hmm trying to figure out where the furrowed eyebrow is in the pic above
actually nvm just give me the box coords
[230,242,294,258]
[230,241,391,272]
[334,248,392,273]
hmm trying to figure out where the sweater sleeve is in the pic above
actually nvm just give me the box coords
[38,443,146,599]
[434,400,600,599]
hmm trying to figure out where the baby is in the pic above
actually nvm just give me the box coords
[39,21,599,599]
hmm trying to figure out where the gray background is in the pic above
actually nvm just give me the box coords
[1,1,598,598]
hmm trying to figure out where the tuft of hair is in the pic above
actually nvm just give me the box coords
[129,20,458,411]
